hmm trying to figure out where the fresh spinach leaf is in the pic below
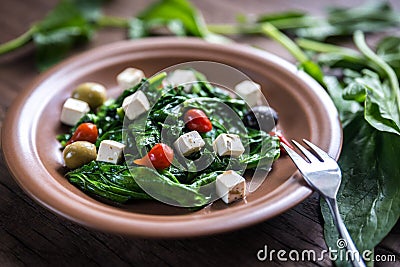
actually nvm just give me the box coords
[377,36,400,78]
[230,2,400,41]
[136,0,230,43]
[34,27,92,71]
[296,2,400,40]
[256,11,317,30]
[353,32,400,136]
[298,60,326,86]
[70,0,106,22]
[344,70,400,135]
[297,34,400,260]
[297,33,400,135]
[137,0,204,36]
[321,113,400,266]
[296,38,371,73]
[128,18,148,39]
[128,18,186,39]
[32,0,104,70]
[261,24,400,258]
[342,82,366,102]
[260,23,326,87]
[323,76,362,128]
[326,2,398,27]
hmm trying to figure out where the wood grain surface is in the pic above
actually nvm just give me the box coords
[0,0,399,266]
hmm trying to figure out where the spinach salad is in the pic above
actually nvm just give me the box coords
[58,69,281,207]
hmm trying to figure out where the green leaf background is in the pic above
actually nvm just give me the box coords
[322,113,400,266]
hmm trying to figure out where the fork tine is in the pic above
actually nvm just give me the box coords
[302,139,332,161]
[281,143,307,170]
[292,140,320,163]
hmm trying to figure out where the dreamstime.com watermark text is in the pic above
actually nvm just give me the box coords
[256,239,397,263]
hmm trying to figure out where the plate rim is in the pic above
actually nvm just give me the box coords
[2,37,342,237]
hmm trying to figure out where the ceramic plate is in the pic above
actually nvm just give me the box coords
[2,38,342,237]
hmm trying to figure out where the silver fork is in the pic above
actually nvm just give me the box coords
[281,139,366,267]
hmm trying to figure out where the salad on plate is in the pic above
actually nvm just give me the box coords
[57,66,286,207]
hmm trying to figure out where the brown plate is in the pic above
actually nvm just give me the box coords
[2,38,342,237]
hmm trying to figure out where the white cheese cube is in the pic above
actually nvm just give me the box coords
[96,140,126,164]
[213,133,245,157]
[122,90,150,120]
[216,170,246,204]
[117,67,145,90]
[234,80,262,107]
[167,69,198,92]
[174,131,205,156]
[60,98,90,126]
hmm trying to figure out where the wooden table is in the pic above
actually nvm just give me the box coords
[0,0,399,266]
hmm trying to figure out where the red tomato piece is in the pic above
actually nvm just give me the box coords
[184,109,212,133]
[66,123,98,146]
[269,131,293,154]
[134,143,174,170]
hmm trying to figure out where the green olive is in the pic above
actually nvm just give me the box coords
[63,141,97,169]
[72,82,107,109]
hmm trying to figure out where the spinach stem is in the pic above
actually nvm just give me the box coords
[206,24,260,35]
[206,24,240,35]
[0,15,131,56]
[260,16,320,30]
[206,17,320,35]
[260,23,308,63]
[296,38,384,77]
[147,71,167,87]
[296,38,359,55]
[96,15,130,28]
[0,26,36,55]
[354,30,400,112]
[160,170,180,184]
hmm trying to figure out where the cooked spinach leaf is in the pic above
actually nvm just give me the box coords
[67,161,152,202]
[62,73,280,204]
[130,166,209,207]
[57,72,166,147]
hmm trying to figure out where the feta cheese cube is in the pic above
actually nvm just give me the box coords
[122,90,150,120]
[234,80,262,107]
[96,140,126,164]
[117,67,145,90]
[216,170,246,204]
[213,133,245,157]
[167,69,198,92]
[60,98,90,126]
[174,131,205,156]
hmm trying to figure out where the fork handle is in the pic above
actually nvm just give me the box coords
[325,197,367,267]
